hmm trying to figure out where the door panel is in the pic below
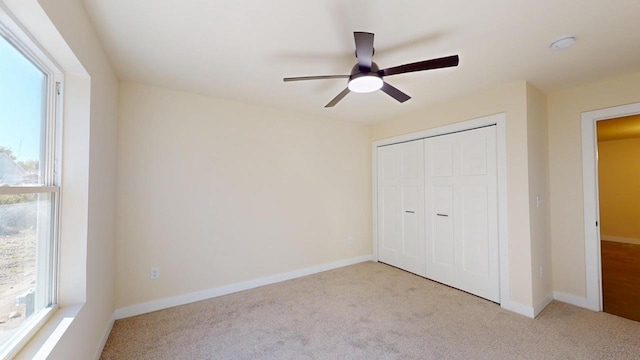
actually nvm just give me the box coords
[432,186,454,268]
[380,149,399,179]
[377,140,426,276]
[461,185,489,276]
[425,126,499,302]
[432,142,453,177]
[461,134,487,175]
[402,186,420,255]
[380,185,400,252]
[402,145,420,179]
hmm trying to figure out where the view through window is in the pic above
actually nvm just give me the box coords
[0,28,59,355]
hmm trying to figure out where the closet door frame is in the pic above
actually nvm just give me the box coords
[372,113,509,306]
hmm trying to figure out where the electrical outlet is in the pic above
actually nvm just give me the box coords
[539,266,543,278]
[536,195,543,208]
[151,267,160,280]
[347,236,353,246]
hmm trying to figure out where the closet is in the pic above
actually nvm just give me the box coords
[376,125,500,303]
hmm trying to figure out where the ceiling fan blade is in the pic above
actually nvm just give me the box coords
[380,82,411,103]
[325,88,350,108]
[380,55,459,77]
[354,32,375,71]
[284,75,349,82]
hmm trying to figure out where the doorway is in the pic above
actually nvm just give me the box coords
[581,102,640,315]
[596,115,640,321]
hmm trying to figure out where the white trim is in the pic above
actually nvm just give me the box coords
[533,293,554,318]
[601,235,640,246]
[371,113,513,310]
[18,304,83,360]
[553,291,589,309]
[94,316,115,360]
[500,300,534,318]
[581,102,640,312]
[0,4,62,76]
[372,144,379,263]
[114,255,373,320]
[495,115,510,312]
[372,114,504,148]
[0,306,57,359]
[581,112,601,311]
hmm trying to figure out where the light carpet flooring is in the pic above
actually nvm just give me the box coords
[101,261,640,359]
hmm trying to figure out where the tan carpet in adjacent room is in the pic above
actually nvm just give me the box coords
[100,262,640,360]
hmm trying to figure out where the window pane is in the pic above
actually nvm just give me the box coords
[0,35,45,185]
[0,193,53,348]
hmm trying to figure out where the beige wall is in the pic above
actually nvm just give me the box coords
[372,80,535,307]
[115,82,372,308]
[597,137,640,239]
[526,84,552,305]
[548,71,640,297]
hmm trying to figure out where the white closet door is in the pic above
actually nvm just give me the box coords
[377,139,426,276]
[424,126,499,302]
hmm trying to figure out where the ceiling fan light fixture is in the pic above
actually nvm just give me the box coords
[348,75,383,93]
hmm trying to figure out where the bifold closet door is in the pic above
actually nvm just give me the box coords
[377,139,426,276]
[424,126,499,302]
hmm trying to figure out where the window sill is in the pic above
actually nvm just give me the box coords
[0,305,58,360]
[7,304,83,360]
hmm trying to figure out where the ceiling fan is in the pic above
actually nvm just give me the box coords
[283,32,459,108]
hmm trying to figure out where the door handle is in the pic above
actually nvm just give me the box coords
[405,210,415,214]
[436,213,449,217]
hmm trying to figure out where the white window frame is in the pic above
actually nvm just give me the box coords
[0,7,63,359]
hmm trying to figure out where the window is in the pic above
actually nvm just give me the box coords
[0,14,61,358]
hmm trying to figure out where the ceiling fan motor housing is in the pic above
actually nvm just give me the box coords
[351,62,381,78]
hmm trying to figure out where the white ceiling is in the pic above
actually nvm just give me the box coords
[82,0,640,124]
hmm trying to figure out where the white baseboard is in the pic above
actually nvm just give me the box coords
[94,314,114,359]
[500,300,535,318]
[553,291,589,309]
[533,292,554,318]
[114,255,373,320]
